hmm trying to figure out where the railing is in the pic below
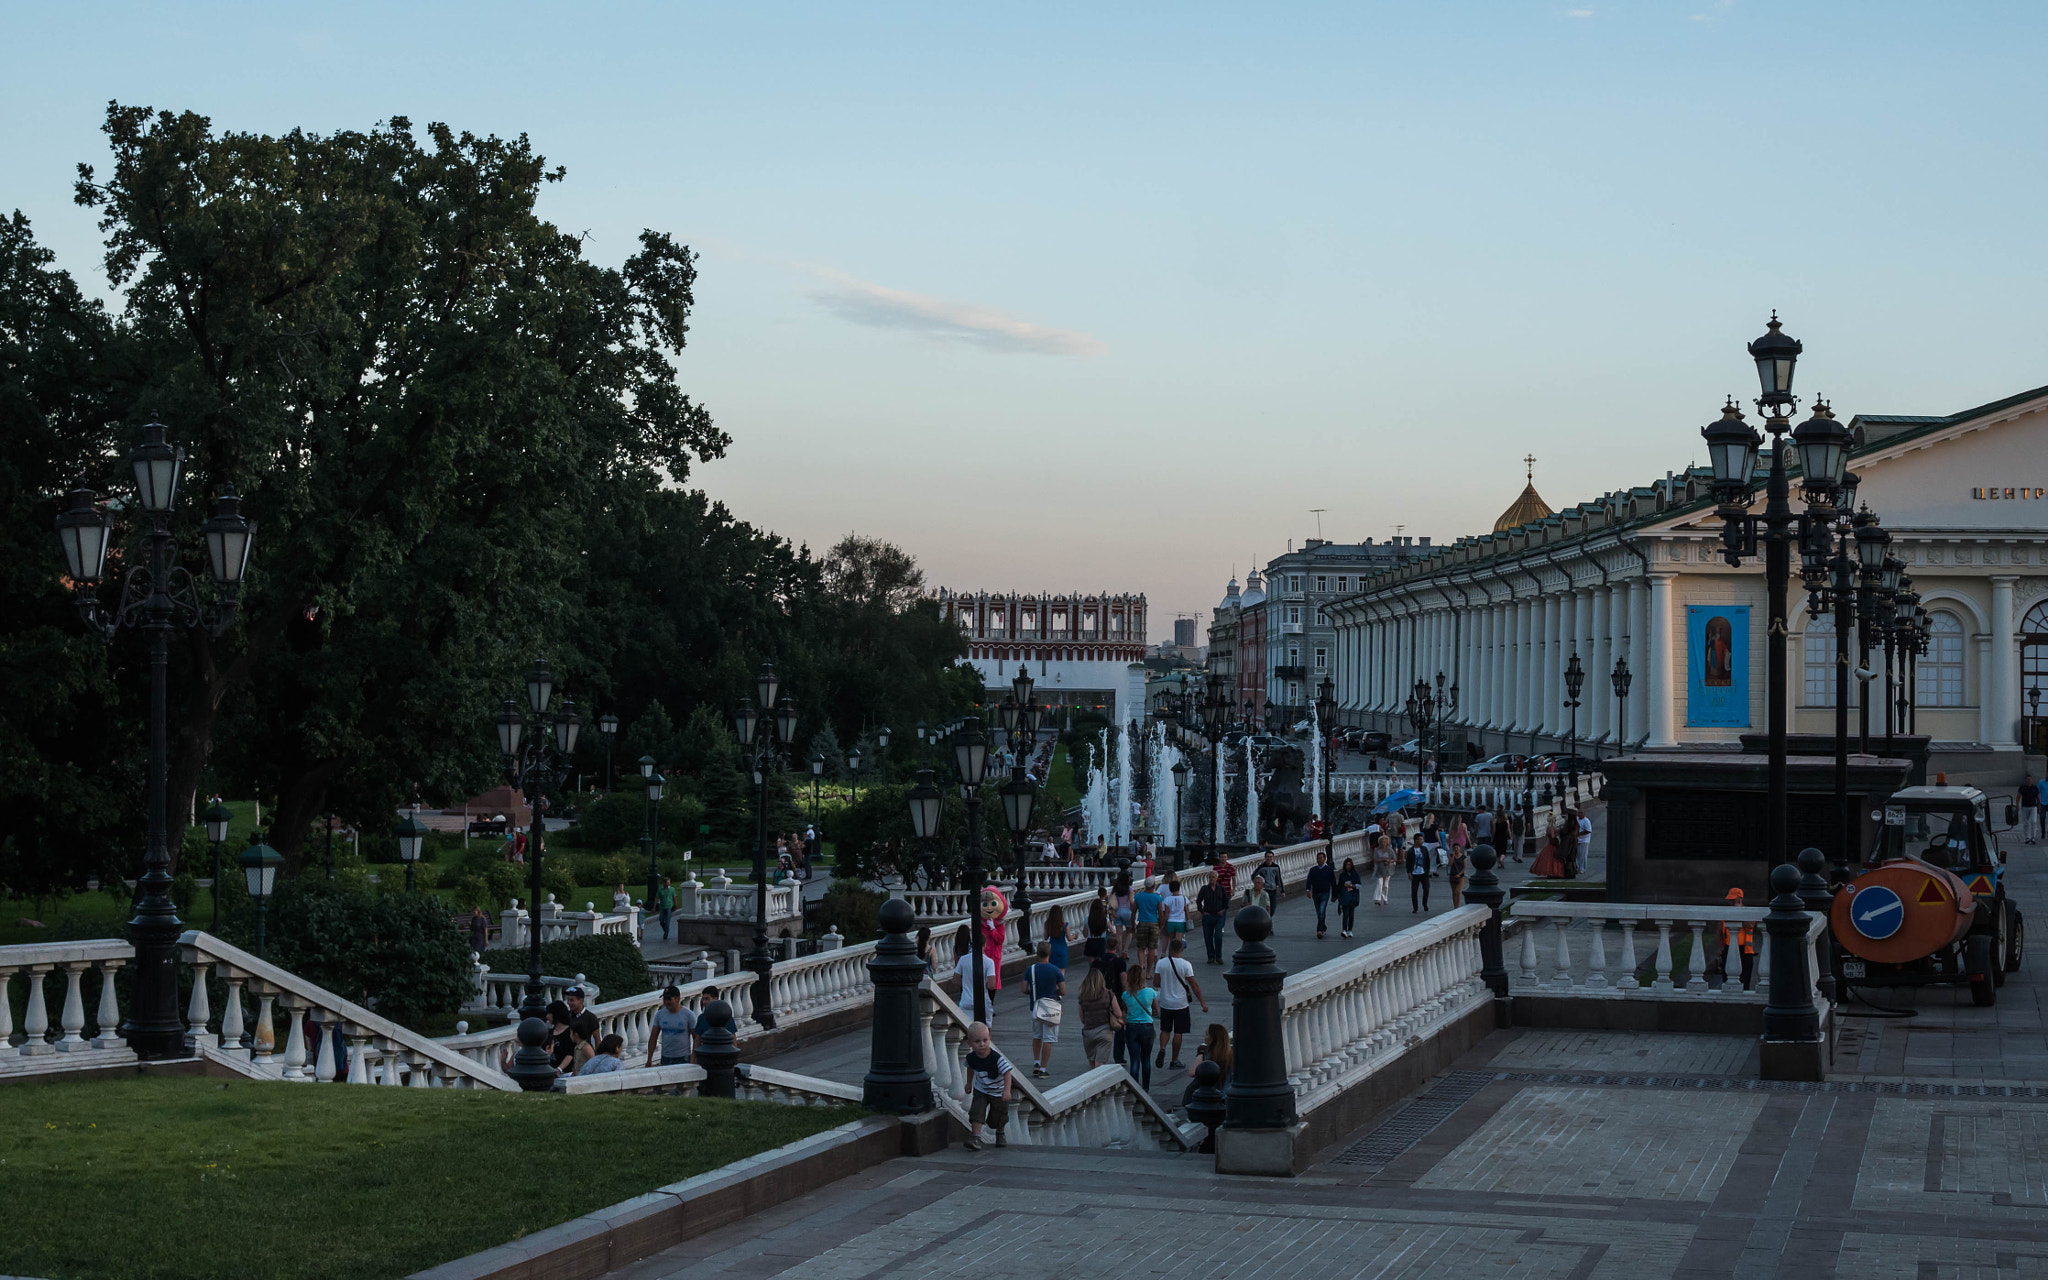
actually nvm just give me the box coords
[674,873,803,924]
[0,939,136,1077]
[498,896,642,950]
[920,983,1195,1150]
[468,970,601,1017]
[437,970,748,1073]
[1329,773,1603,818]
[733,1063,867,1108]
[1281,905,1492,1115]
[560,1063,706,1095]
[177,931,517,1089]
[1023,865,1124,893]
[1507,902,1827,1004]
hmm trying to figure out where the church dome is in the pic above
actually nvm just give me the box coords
[1493,456,1554,532]
[1218,576,1240,611]
[1239,570,1266,607]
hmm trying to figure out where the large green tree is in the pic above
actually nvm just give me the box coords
[68,105,727,867]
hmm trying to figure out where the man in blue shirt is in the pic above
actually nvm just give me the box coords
[1132,883,1164,971]
[1025,940,1065,1078]
[646,986,695,1067]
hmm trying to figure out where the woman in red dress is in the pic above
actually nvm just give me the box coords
[1530,824,1569,879]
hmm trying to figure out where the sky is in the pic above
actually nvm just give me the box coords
[5,2,2047,634]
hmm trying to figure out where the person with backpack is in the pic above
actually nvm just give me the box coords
[1445,840,1468,908]
[1407,832,1435,913]
[1025,940,1064,1078]
[1195,876,1231,964]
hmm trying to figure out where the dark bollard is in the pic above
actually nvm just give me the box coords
[696,999,740,1098]
[1465,844,1509,999]
[863,898,934,1114]
[1760,863,1825,1081]
[1795,847,1836,1005]
[507,1016,556,1093]
[1217,904,1299,1175]
[1186,1059,1226,1153]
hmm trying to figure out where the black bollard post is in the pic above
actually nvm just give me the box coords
[506,1015,557,1092]
[864,898,934,1114]
[1794,847,1836,1005]
[1186,1058,1226,1154]
[696,998,741,1098]
[1465,843,1509,1000]
[1216,903,1299,1175]
[1760,862,1825,1081]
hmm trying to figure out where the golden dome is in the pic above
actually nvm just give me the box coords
[1493,455,1553,532]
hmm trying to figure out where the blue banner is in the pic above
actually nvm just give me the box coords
[1686,605,1750,727]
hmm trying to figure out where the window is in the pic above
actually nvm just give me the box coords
[1288,646,1300,665]
[1314,646,1328,672]
[1316,608,1329,626]
[1920,611,1966,707]
[1802,613,1837,707]
[1287,681,1301,703]
[1287,605,1302,624]
[1315,575,1328,593]
[1338,576,1349,592]
[1288,575,1302,593]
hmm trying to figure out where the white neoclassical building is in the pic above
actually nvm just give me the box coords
[1327,383,2048,786]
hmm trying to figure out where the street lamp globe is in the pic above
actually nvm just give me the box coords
[774,697,798,745]
[1000,766,1037,837]
[239,841,283,898]
[733,698,759,747]
[907,769,944,840]
[1881,555,1905,594]
[553,698,582,755]
[129,422,185,514]
[1701,400,1762,498]
[1564,652,1586,702]
[200,494,257,586]
[755,662,780,711]
[647,771,666,803]
[393,814,428,863]
[637,754,656,780]
[1854,511,1889,571]
[1791,401,1853,498]
[495,699,524,758]
[203,801,233,846]
[953,719,990,788]
[811,753,825,778]
[847,747,861,776]
[1012,664,1035,708]
[54,489,112,584]
[1610,656,1633,701]
[878,725,891,749]
[1746,313,1802,405]
[525,659,554,716]
[598,713,619,739]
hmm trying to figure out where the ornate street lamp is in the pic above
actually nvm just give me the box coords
[1314,675,1338,821]
[1562,652,1586,795]
[952,716,993,1025]
[493,659,582,1090]
[1610,656,1633,757]
[643,770,665,911]
[1000,665,1040,938]
[597,713,620,792]
[202,800,233,932]
[239,841,283,959]
[54,423,255,1057]
[393,811,428,893]
[907,768,943,890]
[809,752,825,828]
[734,663,799,1030]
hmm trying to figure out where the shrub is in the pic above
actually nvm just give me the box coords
[561,789,707,852]
[814,882,887,944]
[478,933,651,999]
[249,881,475,1024]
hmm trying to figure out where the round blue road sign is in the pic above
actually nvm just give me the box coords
[1849,884,1905,940]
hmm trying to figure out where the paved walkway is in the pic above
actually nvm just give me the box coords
[602,838,2044,1279]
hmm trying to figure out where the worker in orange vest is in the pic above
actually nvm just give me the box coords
[1720,887,1757,990]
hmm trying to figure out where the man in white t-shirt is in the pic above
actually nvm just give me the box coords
[1575,810,1595,875]
[1150,937,1208,1071]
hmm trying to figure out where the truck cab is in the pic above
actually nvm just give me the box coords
[1872,785,2003,885]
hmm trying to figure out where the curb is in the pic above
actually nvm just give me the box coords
[406,1114,901,1280]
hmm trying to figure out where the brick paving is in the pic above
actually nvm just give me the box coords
[600,831,2048,1279]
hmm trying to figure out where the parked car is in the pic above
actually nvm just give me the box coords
[1389,737,1423,761]
[1529,753,1600,775]
[1467,753,1530,774]
[1352,729,1392,753]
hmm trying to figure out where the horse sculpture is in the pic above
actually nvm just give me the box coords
[1258,745,1315,844]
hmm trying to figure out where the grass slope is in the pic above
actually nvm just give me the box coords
[0,1076,860,1280]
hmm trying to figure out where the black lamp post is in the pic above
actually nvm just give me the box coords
[202,801,232,933]
[1802,476,1861,881]
[1700,315,1852,867]
[54,423,256,1057]
[239,840,282,959]
[597,713,619,792]
[734,662,799,1031]
[809,753,825,827]
[1205,672,1230,854]
[877,725,891,781]
[1884,567,1911,758]
[907,768,943,897]
[1001,664,1040,939]
[394,810,427,892]
[643,769,666,911]
[1405,678,1438,792]
[494,659,582,1091]
[848,746,863,804]
[1562,652,1585,796]
[1610,657,1633,757]
[951,717,993,1025]
[2029,687,2044,755]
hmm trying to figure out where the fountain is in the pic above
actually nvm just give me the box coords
[1113,720,1133,851]
[1213,742,1225,849]
[1243,737,1260,846]
[1309,703,1325,821]
[1081,740,1110,845]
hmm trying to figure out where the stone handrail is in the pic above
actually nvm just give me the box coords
[1280,905,1493,1115]
[674,874,803,923]
[1023,865,1124,893]
[733,1063,867,1108]
[178,931,517,1090]
[1332,772,1603,816]
[469,971,600,1017]
[920,981,1193,1150]
[498,897,642,950]
[1508,901,1828,1003]
[437,970,751,1071]
[561,1063,706,1095]
[0,939,136,1076]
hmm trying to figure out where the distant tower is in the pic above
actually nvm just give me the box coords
[1173,618,1196,647]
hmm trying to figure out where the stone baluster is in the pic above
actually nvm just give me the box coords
[92,960,125,1049]
[1549,918,1573,988]
[1650,921,1676,991]
[20,965,53,1055]
[0,966,14,1047]
[217,972,247,1053]
[253,991,278,1063]
[1584,919,1608,987]
[1685,921,1709,992]
[280,998,309,1080]
[348,1033,375,1084]
[1518,918,1539,986]
[1615,922,1641,990]
[54,962,89,1051]
[184,964,216,1052]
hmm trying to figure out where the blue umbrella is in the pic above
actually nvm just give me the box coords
[1371,789,1426,815]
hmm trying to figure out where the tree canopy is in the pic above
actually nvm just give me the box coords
[1,104,974,897]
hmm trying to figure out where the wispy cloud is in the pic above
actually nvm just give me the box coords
[1691,0,1734,21]
[805,266,1105,357]
[1566,8,1593,17]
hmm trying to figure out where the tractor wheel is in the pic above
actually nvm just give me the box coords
[1995,906,2010,988]
[2006,905,2026,974]
[1968,934,1997,1007]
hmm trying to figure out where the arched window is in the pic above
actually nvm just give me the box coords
[2025,602,2048,752]
[1802,611,1837,707]
[1919,610,1966,707]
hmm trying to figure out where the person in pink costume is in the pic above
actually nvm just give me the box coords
[979,886,1009,989]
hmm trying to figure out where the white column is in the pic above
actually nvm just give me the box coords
[1477,604,1495,730]
[1589,586,1612,743]
[1515,597,1533,733]
[1992,576,2020,748]
[1647,572,1677,747]
[1542,593,1562,738]
[1575,587,1596,742]
[1497,600,1512,732]
[1631,578,1651,747]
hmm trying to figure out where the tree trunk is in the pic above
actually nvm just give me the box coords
[270,760,343,874]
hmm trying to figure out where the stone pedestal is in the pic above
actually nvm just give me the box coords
[1214,1123,1308,1176]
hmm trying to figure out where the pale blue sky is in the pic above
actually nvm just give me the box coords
[5,2,2045,631]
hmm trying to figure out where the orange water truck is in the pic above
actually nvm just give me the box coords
[1833,785,2024,1007]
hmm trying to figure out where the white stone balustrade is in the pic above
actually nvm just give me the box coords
[437,970,752,1072]
[497,896,642,950]
[1280,905,1493,1114]
[0,939,137,1078]
[468,971,602,1017]
[1022,865,1124,893]
[1507,901,1828,1005]
[177,931,517,1089]
[1330,773,1603,815]
[672,874,802,924]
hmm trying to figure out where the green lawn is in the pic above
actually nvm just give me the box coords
[0,1076,862,1280]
